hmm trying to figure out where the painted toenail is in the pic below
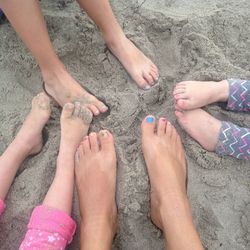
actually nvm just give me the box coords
[146,116,155,123]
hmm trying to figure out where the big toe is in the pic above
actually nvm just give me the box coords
[33,92,51,109]
[141,116,156,137]
[61,102,75,119]
[79,106,93,125]
[99,130,115,152]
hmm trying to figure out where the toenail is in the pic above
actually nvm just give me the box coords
[100,130,109,137]
[64,103,74,110]
[90,133,96,137]
[144,85,151,90]
[160,118,166,121]
[146,116,155,123]
[83,136,88,140]
[101,106,108,112]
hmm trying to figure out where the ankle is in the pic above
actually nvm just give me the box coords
[103,31,126,49]
[81,218,117,248]
[41,63,66,86]
[217,80,229,102]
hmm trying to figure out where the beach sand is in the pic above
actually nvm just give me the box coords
[0,0,250,249]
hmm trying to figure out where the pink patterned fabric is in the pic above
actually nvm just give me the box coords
[0,199,5,216]
[19,205,76,250]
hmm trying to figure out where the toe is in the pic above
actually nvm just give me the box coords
[165,121,173,139]
[143,71,155,86]
[150,70,159,83]
[82,136,91,154]
[141,115,156,136]
[175,110,186,127]
[80,106,93,125]
[93,99,108,114]
[157,117,167,136]
[61,103,75,119]
[174,93,188,100]
[89,132,99,153]
[176,99,189,110]
[99,130,115,151]
[73,102,81,117]
[173,88,186,96]
[134,74,151,90]
[87,104,100,116]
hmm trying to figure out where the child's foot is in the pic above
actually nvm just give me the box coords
[75,130,117,245]
[43,66,108,116]
[60,102,93,153]
[141,116,187,229]
[14,92,51,156]
[173,80,229,110]
[175,109,221,151]
[106,35,159,90]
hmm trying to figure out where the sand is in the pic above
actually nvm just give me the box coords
[0,0,250,249]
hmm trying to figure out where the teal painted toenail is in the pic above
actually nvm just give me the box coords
[146,116,154,123]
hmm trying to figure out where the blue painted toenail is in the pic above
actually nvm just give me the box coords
[146,116,155,123]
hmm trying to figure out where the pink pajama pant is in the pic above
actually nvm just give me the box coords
[0,200,76,250]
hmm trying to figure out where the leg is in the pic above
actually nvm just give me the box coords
[176,109,250,160]
[0,93,50,205]
[76,0,159,90]
[75,130,117,250]
[141,116,204,250]
[20,103,93,249]
[0,0,108,115]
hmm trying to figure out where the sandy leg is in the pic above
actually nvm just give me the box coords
[141,116,204,250]
[175,109,221,151]
[43,102,93,214]
[75,130,117,250]
[0,92,51,200]
[173,80,229,110]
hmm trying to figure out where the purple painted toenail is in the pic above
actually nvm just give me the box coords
[146,116,154,123]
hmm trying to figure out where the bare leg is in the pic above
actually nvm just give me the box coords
[0,0,108,115]
[141,116,204,250]
[75,130,117,250]
[76,0,159,90]
[43,102,92,214]
[173,80,229,110]
[0,93,50,200]
[175,109,221,152]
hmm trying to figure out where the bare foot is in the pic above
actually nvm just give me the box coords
[173,80,229,110]
[75,130,117,247]
[43,66,108,116]
[14,92,51,156]
[175,109,221,151]
[141,116,187,229]
[106,35,159,90]
[60,102,93,153]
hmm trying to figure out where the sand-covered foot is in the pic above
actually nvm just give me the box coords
[43,67,108,116]
[173,80,229,110]
[14,92,51,156]
[141,116,186,229]
[175,109,221,151]
[60,102,93,152]
[106,36,159,90]
[75,130,117,243]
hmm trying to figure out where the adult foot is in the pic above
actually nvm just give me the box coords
[175,109,221,151]
[43,66,108,116]
[173,80,229,110]
[75,130,117,246]
[60,102,93,153]
[141,116,187,229]
[106,35,159,90]
[14,92,51,156]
